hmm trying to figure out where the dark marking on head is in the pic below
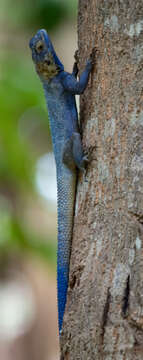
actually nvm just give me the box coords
[36,52,59,80]
[35,40,44,53]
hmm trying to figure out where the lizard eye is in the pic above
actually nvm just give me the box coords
[36,40,44,53]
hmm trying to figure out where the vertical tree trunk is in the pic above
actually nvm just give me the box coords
[61,0,143,358]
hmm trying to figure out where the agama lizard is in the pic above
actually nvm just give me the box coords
[29,29,94,334]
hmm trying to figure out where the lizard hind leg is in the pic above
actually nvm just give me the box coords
[62,136,76,170]
[72,132,88,171]
[62,132,88,171]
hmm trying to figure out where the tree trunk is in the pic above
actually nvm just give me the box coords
[61,0,143,358]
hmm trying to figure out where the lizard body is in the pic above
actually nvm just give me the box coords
[29,29,93,334]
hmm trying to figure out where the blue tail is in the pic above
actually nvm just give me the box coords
[56,167,76,334]
[57,263,69,333]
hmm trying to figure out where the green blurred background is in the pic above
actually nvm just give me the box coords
[0,1,77,358]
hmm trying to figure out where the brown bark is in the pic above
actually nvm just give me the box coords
[61,0,143,359]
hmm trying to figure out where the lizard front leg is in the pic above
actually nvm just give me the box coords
[61,49,96,95]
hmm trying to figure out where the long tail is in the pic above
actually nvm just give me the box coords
[57,165,76,334]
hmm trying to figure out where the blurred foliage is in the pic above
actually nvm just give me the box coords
[0,0,77,267]
[0,51,49,189]
[0,204,56,267]
[0,48,55,262]
[1,0,78,30]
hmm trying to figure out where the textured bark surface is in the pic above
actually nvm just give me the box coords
[61,0,143,359]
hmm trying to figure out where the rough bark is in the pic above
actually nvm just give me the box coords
[61,0,143,359]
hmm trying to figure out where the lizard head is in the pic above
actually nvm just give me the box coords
[29,29,64,81]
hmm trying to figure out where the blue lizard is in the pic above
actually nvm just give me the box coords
[29,29,94,334]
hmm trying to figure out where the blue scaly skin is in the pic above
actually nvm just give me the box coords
[29,29,94,334]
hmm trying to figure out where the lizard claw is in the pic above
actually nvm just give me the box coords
[83,155,88,164]
[79,155,89,172]
[74,49,79,63]
[89,47,98,65]
[86,47,98,71]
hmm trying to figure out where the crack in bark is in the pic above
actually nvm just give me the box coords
[70,274,77,289]
[70,266,84,289]
[101,288,111,343]
[122,275,130,318]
